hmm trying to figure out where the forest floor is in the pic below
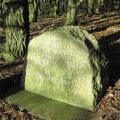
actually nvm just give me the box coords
[0,10,120,120]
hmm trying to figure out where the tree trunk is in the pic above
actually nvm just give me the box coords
[65,0,83,25]
[87,0,94,16]
[28,0,38,22]
[49,0,57,17]
[0,0,3,23]
[0,0,2,14]
[65,0,77,25]
[3,0,29,62]
[53,0,57,17]
[63,0,68,13]
[94,0,101,14]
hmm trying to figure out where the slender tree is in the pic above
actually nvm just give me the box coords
[2,0,29,62]
[52,0,57,17]
[0,0,2,14]
[28,0,38,22]
[94,0,101,14]
[0,0,3,23]
[87,0,94,16]
[65,0,83,25]
[62,0,68,14]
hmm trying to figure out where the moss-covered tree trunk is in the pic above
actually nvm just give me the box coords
[0,0,4,24]
[65,0,77,25]
[28,0,38,22]
[3,0,29,61]
[44,0,51,16]
[47,0,57,17]
[94,0,101,14]
[65,0,83,25]
[0,0,2,22]
[62,0,68,13]
[52,0,57,17]
[87,0,94,16]
[0,0,2,15]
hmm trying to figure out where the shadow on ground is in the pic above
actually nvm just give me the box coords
[99,31,120,86]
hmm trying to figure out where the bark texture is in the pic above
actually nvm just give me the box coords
[65,0,77,25]
[4,0,29,61]
[28,0,38,22]
[65,0,83,25]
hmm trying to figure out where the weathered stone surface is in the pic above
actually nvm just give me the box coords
[6,90,103,120]
[22,26,109,110]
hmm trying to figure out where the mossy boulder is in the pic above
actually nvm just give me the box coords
[22,26,109,110]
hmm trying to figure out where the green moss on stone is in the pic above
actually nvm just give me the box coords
[22,26,109,110]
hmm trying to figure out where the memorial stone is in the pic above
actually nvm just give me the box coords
[22,26,109,110]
